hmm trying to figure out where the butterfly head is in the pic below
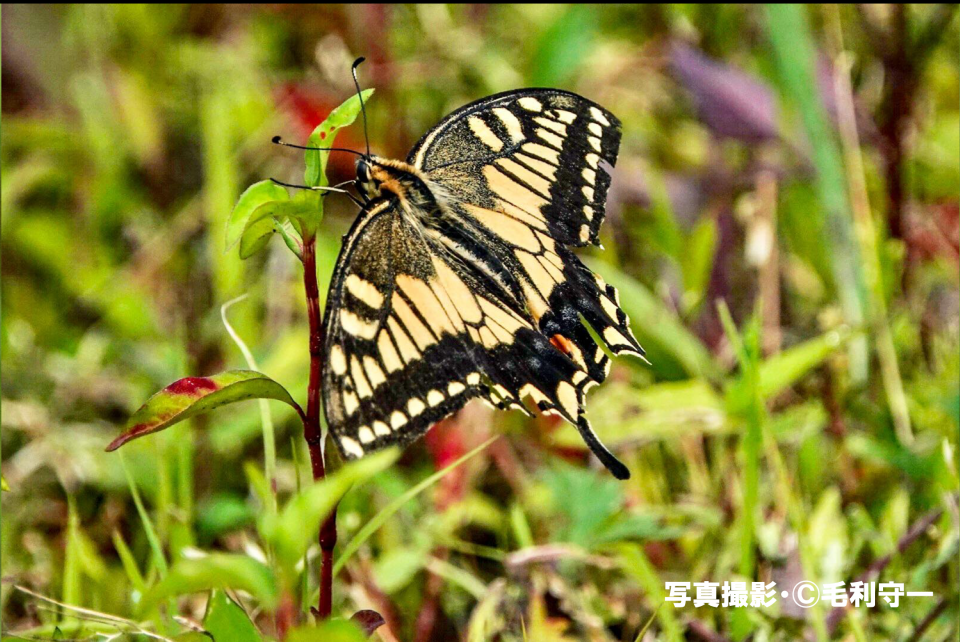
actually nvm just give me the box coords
[356,156,428,203]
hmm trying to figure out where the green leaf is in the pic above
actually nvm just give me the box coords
[530,6,597,87]
[286,620,368,642]
[107,370,302,451]
[238,200,301,260]
[143,553,278,610]
[204,589,261,642]
[756,328,850,399]
[304,88,374,188]
[260,448,399,568]
[226,180,289,251]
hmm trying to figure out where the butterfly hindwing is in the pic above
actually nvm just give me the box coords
[323,197,627,477]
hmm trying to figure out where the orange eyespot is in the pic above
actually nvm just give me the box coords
[550,334,575,356]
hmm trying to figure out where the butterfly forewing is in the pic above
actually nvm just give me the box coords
[409,89,621,247]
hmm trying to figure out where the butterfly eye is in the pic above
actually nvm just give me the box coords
[357,160,372,185]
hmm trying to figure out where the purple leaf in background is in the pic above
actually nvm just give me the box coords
[670,41,779,143]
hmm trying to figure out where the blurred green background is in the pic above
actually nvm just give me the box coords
[2,5,958,641]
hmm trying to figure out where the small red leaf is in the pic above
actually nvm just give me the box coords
[351,609,385,637]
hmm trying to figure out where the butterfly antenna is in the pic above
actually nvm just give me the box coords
[272,136,364,157]
[351,57,371,157]
[270,178,349,194]
[270,178,365,209]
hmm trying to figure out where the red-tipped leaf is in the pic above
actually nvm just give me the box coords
[107,370,301,451]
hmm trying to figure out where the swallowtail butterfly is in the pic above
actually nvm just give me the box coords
[317,77,644,479]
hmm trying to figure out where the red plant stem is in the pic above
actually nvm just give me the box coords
[301,235,338,620]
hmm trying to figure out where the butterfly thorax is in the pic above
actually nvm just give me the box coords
[357,156,436,214]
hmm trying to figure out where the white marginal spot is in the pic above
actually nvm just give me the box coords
[588,122,603,137]
[407,398,426,417]
[467,372,481,385]
[585,153,600,169]
[582,185,595,201]
[390,411,407,429]
[427,389,445,406]
[330,345,348,376]
[341,436,364,457]
[493,107,524,143]
[582,168,596,185]
[358,427,375,444]
[583,205,594,221]
[520,383,550,406]
[572,371,588,385]
[588,136,602,153]
[556,381,579,417]
[448,381,466,396]
[468,116,504,152]
[579,224,590,243]
[590,106,611,126]
[345,274,384,309]
[518,97,543,112]
[373,420,391,436]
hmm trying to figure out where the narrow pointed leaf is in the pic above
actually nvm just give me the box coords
[107,370,301,451]
[757,328,850,399]
[259,448,399,568]
[226,180,289,250]
[304,88,374,187]
[142,553,278,610]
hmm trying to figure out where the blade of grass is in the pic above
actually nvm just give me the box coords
[111,530,147,595]
[824,5,913,445]
[120,451,168,577]
[63,497,81,609]
[720,301,829,641]
[764,4,869,385]
[617,544,683,642]
[717,301,761,580]
[333,436,498,576]
[222,294,278,512]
